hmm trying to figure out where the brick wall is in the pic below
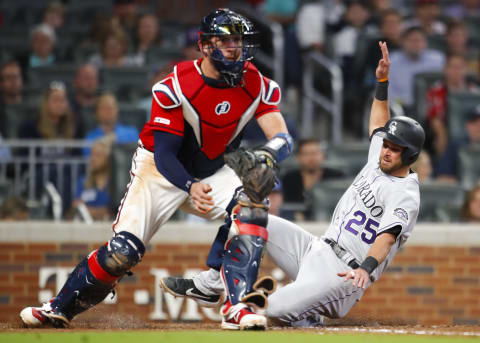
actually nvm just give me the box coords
[2,240,479,325]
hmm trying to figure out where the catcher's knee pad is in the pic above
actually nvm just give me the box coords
[221,204,268,305]
[50,231,145,320]
[96,231,145,276]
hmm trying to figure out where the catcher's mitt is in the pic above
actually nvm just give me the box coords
[224,148,277,204]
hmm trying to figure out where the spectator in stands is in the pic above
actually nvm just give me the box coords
[84,93,138,155]
[435,106,480,182]
[445,21,480,78]
[182,26,203,62]
[425,54,479,157]
[461,186,480,222]
[19,24,57,71]
[0,133,11,162]
[0,196,29,221]
[0,60,23,136]
[389,27,445,112]
[263,0,302,92]
[70,64,100,136]
[361,9,404,89]
[70,136,114,221]
[411,150,433,183]
[333,1,376,136]
[369,0,400,24]
[41,1,65,31]
[132,13,160,66]
[19,81,79,141]
[444,0,480,19]
[281,139,344,221]
[333,1,374,76]
[78,13,118,59]
[112,0,140,42]
[89,28,141,68]
[405,0,446,36]
[135,28,203,113]
[17,82,81,212]
[296,1,327,53]
[0,60,23,106]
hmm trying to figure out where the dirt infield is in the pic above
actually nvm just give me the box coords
[1,314,480,337]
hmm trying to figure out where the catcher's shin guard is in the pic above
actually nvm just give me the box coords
[221,203,269,307]
[50,231,145,320]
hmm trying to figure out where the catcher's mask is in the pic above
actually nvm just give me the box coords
[377,116,425,165]
[199,8,258,87]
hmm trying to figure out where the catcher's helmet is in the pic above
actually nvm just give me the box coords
[199,8,258,87]
[378,116,425,165]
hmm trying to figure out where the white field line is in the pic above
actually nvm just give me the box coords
[323,327,480,337]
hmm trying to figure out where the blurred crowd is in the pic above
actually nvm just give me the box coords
[0,0,479,223]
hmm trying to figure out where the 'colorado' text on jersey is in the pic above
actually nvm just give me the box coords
[323,131,420,282]
[139,59,281,178]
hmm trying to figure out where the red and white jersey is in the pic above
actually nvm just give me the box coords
[139,59,280,163]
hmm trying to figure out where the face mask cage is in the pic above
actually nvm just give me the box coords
[200,23,259,86]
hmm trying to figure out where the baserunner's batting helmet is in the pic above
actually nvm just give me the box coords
[378,116,425,165]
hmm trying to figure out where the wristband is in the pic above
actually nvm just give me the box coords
[378,77,388,82]
[360,256,379,275]
[263,133,294,163]
[185,178,195,193]
[375,81,388,101]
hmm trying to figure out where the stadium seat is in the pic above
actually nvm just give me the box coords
[447,92,480,142]
[418,183,465,222]
[435,203,462,223]
[28,65,78,90]
[0,29,30,56]
[465,16,480,46]
[427,35,446,53]
[312,179,352,221]
[66,0,113,26]
[458,145,480,190]
[4,104,37,139]
[118,105,148,132]
[325,142,370,177]
[413,72,443,122]
[145,47,183,67]
[101,67,151,101]
[109,142,138,210]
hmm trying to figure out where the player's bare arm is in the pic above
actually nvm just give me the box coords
[257,111,289,139]
[338,232,396,289]
[369,41,391,136]
[255,111,293,167]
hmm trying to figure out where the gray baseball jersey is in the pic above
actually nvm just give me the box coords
[323,131,420,282]
[193,131,421,324]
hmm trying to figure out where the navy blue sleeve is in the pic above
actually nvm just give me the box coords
[154,131,196,193]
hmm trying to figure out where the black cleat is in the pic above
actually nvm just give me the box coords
[160,277,221,307]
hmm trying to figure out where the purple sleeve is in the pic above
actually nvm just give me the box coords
[154,130,196,193]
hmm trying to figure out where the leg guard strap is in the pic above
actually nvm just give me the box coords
[51,258,115,320]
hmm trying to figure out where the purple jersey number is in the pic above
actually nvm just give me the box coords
[344,210,379,244]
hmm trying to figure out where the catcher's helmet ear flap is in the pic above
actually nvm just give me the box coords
[378,116,425,165]
[199,8,258,87]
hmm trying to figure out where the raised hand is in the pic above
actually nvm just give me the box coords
[375,41,390,81]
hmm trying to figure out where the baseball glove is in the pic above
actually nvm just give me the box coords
[224,148,277,204]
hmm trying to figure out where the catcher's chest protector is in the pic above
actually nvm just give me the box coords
[175,60,268,159]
